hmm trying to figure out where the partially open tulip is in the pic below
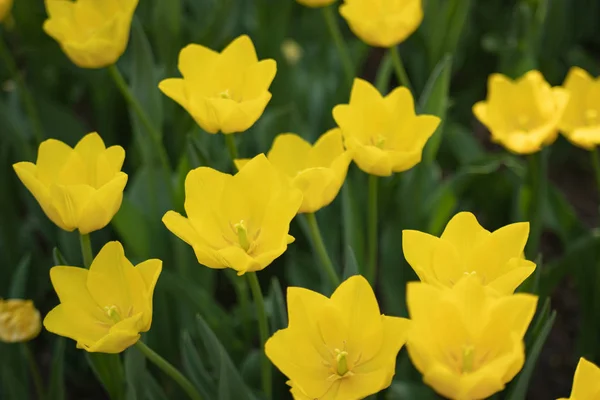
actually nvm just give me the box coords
[235,130,351,213]
[559,67,600,150]
[43,0,138,68]
[13,133,128,234]
[296,0,336,7]
[406,276,537,400]
[339,0,423,47]
[559,357,600,400]
[0,299,41,343]
[473,70,569,154]
[266,275,410,400]
[163,154,302,275]
[44,241,162,353]
[159,35,276,134]
[333,78,440,176]
[403,212,535,294]
[0,0,13,22]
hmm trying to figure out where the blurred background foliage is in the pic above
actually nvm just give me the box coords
[1,0,599,398]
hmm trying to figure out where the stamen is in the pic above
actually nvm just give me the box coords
[234,220,251,252]
[104,305,122,324]
[462,345,475,373]
[335,349,349,376]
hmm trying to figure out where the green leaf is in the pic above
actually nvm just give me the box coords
[86,353,126,400]
[111,196,152,259]
[124,345,147,400]
[419,54,453,164]
[195,315,256,400]
[180,331,215,400]
[48,338,66,400]
[343,245,360,280]
[8,254,31,298]
[52,247,69,266]
[506,310,556,400]
[269,277,287,333]
[386,381,440,399]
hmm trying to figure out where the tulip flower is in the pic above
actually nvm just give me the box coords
[0,0,12,22]
[558,357,600,400]
[163,154,302,275]
[266,275,410,400]
[13,132,128,234]
[406,276,537,400]
[296,0,336,7]
[0,299,41,343]
[159,35,276,135]
[403,212,536,294]
[44,241,162,353]
[43,0,138,69]
[333,78,440,176]
[473,70,569,154]
[559,67,600,150]
[235,130,351,213]
[339,0,423,47]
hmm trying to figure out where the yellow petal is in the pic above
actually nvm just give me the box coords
[220,34,258,67]
[560,67,593,132]
[96,145,125,187]
[50,184,95,231]
[35,138,74,185]
[74,132,106,161]
[84,313,143,353]
[440,212,489,257]
[233,158,251,171]
[43,304,107,348]
[134,258,162,331]
[402,229,441,282]
[267,133,311,177]
[178,43,218,79]
[207,92,272,134]
[354,315,410,374]
[158,78,188,109]
[349,78,383,108]
[78,172,127,234]
[293,167,336,213]
[217,246,260,274]
[242,59,277,100]
[486,259,536,294]
[307,128,345,168]
[564,126,600,150]
[570,357,600,399]
[351,143,393,176]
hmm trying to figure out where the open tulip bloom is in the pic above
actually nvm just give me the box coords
[406,276,537,400]
[473,70,569,155]
[13,132,128,234]
[333,78,440,177]
[159,35,276,135]
[402,212,536,294]
[266,275,410,400]
[43,0,139,68]
[235,129,352,214]
[44,241,162,353]
[163,154,303,275]
[559,357,600,400]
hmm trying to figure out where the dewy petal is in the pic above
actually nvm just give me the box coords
[267,133,312,177]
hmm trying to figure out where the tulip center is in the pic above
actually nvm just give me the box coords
[585,109,599,125]
[461,345,475,373]
[104,305,122,324]
[219,89,232,100]
[371,134,387,149]
[335,349,350,376]
[517,114,531,130]
[234,220,251,252]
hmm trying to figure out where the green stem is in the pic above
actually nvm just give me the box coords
[224,133,239,170]
[322,5,354,85]
[0,32,44,145]
[304,213,340,288]
[107,64,171,173]
[591,149,600,198]
[246,272,271,400]
[135,341,203,400]
[367,174,378,285]
[79,233,93,268]
[390,45,413,93]
[525,150,547,260]
[23,343,44,400]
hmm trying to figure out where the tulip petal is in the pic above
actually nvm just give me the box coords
[134,259,162,330]
[43,304,107,348]
[267,133,311,177]
[178,43,218,79]
[560,67,592,132]
[487,259,536,294]
[242,59,277,100]
[84,313,143,353]
[571,358,600,399]
[49,266,108,322]
[402,229,440,282]
[440,212,489,256]
[158,78,188,109]
[308,128,345,168]
[293,167,336,213]
[36,139,74,185]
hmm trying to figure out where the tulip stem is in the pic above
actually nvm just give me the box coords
[322,5,354,86]
[107,64,171,174]
[390,45,413,93]
[367,174,378,285]
[591,149,600,198]
[525,150,547,260]
[23,343,44,400]
[246,272,272,400]
[79,233,94,269]
[0,31,44,146]
[135,341,203,400]
[304,212,340,288]
[225,134,239,170]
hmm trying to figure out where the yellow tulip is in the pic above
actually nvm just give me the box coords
[43,0,138,69]
[0,0,13,22]
[403,212,535,294]
[235,130,351,213]
[559,67,600,150]
[558,357,600,400]
[163,154,302,275]
[296,0,336,7]
[333,78,440,176]
[13,132,128,234]
[159,35,276,134]
[406,276,537,400]
[0,299,41,343]
[473,70,569,154]
[44,241,162,353]
[339,0,423,47]
[266,275,410,400]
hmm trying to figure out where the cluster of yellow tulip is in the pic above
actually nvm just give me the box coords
[1,0,600,399]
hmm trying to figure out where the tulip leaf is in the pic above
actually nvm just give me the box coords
[8,254,31,299]
[124,345,146,400]
[195,315,256,400]
[269,277,287,333]
[343,245,360,280]
[506,310,556,400]
[111,196,152,259]
[181,331,216,400]
[419,54,453,164]
[387,381,440,399]
[86,353,126,400]
[48,337,66,400]
[52,247,70,266]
